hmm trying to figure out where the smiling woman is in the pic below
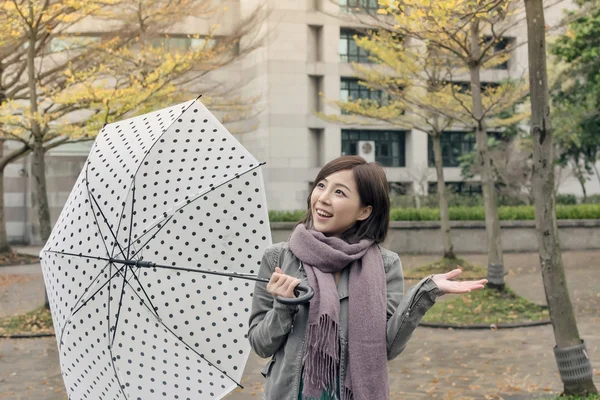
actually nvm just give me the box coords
[300,156,390,243]
[248,155,488,400]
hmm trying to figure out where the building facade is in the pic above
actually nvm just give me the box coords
[5,0,599,244]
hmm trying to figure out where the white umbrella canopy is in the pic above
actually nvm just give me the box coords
[40,98,311,400]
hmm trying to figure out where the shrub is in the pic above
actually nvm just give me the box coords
[268,205,600,222]
[556,194,577,205]
[584,194,600,204]
[268,210,305,222]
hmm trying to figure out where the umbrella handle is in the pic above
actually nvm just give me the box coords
[275,282,314,305]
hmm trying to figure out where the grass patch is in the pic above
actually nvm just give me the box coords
[0,251,39,267]
[541,395,600,400]
[404,257,488,280]
[0,306,54,336]
[422,286,549,325]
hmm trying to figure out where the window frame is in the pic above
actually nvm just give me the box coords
[341,129,406,167]
[339,28,373,63]
[339,0,381,12]
[340,77,389,107]
[428,131,476,168]
[483,35,514,70]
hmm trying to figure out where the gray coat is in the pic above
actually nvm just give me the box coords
[247,242,444,400]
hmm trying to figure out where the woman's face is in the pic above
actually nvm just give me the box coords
[310,169,372,237]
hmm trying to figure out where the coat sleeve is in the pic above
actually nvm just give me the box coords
[247,243,299,359]
[385,252,444,360]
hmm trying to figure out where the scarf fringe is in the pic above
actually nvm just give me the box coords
[301,314,340,399]
[341,385,353,400]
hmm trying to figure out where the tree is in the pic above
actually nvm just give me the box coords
[550,0,600,195]
[345,0,527,288]
[0,0,264,245]
[525,0,598,394]
[459,109,534,205]
[321,31,459,259]
[322,28,522,260]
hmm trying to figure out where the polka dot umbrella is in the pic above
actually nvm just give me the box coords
[39,98,312,400]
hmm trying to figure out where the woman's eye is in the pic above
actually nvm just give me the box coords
[335,189,345,196]
[316,183,325,188]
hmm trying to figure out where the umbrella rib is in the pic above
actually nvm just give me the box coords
[141,263,267,283]
[129,215,173,261]
[110,267,129,348]
[107,340,130,400]
[42,250,267,283]
[42,250,111,263]
[126,186,136,259]
[85,262,244,389]
[84,167,111,258]
[60,263,126,345]
[108,259,113,348]
[108,97,200,244]
[125,267,162,321]
[88,190,128,261]
[151,309,244,390]
[129,161,266,258]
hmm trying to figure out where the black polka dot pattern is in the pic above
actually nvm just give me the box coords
[40,99,272,399]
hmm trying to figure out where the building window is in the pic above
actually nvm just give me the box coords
[342,129,406,167]
[49,35,101,53]
[149,36,218,52]
[428,131,476,167]
[340,78,388,104]
[339,0,380,12]
[339,29,373,63]
[428,181,483,195]
[484,36,513,70]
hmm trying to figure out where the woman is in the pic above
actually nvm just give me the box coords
[248,156,487,400]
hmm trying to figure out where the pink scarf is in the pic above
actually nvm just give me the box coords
[289,224,389,400]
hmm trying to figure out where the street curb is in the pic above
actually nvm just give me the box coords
[419,319,552,330]
[0,332,55,339]
[1,319,553,338]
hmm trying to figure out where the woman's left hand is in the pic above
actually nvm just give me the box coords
[431,269,488,294]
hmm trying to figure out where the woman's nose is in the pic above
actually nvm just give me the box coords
[318,193,331,205]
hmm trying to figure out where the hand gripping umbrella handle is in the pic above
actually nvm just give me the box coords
[275,282,314,305]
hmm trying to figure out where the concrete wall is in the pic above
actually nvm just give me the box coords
[270,220,600,254]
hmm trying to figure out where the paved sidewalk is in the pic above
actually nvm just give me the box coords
[1,248,599,399]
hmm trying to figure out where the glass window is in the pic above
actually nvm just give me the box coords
[342,129,406,167]
[484,36,512,70]
[340,0,381,12]
[339,29,373,63]
[428,131,476,167]
[49,36,100,53]
[149,37,219,53]
[340,77,388,105]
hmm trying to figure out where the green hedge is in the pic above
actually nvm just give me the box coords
[269,204,600,222]
[269,210,306,222]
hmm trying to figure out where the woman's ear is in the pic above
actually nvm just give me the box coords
[357,205,372,221]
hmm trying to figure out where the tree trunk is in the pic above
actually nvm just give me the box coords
[431,133,455,259]
[593,162,600,187]
[31,141,51,242]
[26,15,52,244]
[26,15,51,309]
[469,21,504,290]
[525,0,597,394]
[571,159,588,202]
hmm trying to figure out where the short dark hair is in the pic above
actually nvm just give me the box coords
[297,155,390,243]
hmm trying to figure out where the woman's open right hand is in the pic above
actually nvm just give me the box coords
[267,267,301,299]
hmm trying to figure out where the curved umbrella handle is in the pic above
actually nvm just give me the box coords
[276,282,314,305]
